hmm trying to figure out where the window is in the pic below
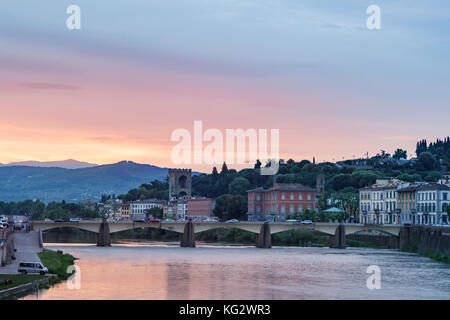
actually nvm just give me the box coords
[281,205,286,213]
[290,204,295,213]
[290,193,294,200]
[256,194,261,201]
[298,204,303,211]
[281,193,285,200]
[443,193,448,201]
[307,193,311,200]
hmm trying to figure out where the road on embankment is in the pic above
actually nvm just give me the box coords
[0,231,42,274]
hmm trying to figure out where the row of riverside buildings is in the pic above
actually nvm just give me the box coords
[98,171,326,222]
[116,198,213,221]
[100,169,215,221]
[359,175,450,225]
[95,167,450,225]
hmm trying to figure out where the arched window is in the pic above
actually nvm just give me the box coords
[178,175,187,188]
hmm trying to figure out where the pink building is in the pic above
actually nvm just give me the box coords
[187,198,213,220]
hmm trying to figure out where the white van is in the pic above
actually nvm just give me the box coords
[18,262,48,275]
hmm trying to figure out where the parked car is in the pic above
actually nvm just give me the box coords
[204,218,218,222]
[164,218,175,222]
[301,220,313,225]
[18,262,48,275]
[134,219,146,223]
[177,218,185,222]
[14,224,22,231]
[226,219,239,223]
[69,218,82,222]
[54,219,64,223]
[286,219,297,223]
[149,219,161,223]
[44,218,53,222]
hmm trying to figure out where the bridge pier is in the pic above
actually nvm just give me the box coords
[388,235,400,249]
[256,223,271,248]
[329,224,346,249]
[180,221,195,247]
[399,225,411,249]
[97,221,111,247]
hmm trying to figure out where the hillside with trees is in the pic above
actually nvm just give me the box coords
[115,137,450,221]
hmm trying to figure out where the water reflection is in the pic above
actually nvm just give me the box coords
[23,244,450,300]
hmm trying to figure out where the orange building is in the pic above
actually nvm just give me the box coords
[247,183,317,222]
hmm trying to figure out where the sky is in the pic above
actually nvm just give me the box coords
[0,0,449,172]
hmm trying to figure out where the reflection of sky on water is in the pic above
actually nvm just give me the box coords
[23,245,450,300]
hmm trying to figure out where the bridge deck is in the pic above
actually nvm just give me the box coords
[31,220,403,236]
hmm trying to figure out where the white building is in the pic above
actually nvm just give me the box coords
[359,184,401,224]
[98,199,122,221]
[416,184,450,224]
[129,199,166,221]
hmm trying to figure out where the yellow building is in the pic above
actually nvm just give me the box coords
[120,203,130,221]
[397,186,418,224]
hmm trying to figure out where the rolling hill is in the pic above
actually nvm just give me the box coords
[0,161,169,203]
[0,159,98,169]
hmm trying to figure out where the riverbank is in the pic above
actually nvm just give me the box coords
[0,248,75,299]
[38,249,77,280]
[401,244,450,265]
[0,274,57,299]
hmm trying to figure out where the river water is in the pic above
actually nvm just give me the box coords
[24,243,450,300]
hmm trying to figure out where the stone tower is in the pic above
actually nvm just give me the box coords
[316,174,325,198]
[169,168,192,199]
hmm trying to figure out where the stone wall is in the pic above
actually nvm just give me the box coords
[1,228,15,266]
[401,226,450,254]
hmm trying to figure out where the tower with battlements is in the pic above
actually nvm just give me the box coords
[169,168,192,199]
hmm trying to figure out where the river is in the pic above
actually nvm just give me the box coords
[23,243,450,300]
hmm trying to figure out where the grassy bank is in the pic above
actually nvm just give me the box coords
[38,249,77,280]
[0,274,45,291]
[401,244,450,264]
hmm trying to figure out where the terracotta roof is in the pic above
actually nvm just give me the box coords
[417,183,450,191]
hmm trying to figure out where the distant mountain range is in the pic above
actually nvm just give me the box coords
[0,159,97,169]
[0,161,170,203]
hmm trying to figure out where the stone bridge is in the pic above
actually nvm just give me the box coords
[31,220,403,249]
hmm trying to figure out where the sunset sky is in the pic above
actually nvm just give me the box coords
[1,0,449,172]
